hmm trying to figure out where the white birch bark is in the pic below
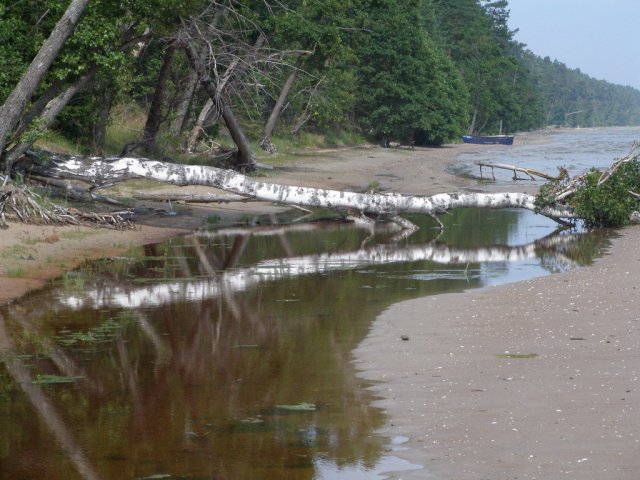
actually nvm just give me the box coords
[36,155,577,223]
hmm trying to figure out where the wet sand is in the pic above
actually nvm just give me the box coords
[354,227,640,479]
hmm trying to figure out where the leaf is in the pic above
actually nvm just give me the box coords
[275,402,317,412]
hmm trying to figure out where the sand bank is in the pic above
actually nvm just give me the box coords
[354,226,640,480]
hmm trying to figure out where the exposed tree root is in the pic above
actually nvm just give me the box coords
[0,179,133,229]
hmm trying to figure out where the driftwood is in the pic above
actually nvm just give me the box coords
[29,175,121,205]
[475,161,557,181]
[0,180,132,229]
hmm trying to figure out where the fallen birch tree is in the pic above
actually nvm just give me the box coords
[28,153,576,228]
[4,143,640,230]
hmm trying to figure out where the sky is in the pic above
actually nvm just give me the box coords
[506,0,640,90]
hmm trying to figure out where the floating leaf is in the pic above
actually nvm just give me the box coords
[240,416,264,424]
[275,403,317,412]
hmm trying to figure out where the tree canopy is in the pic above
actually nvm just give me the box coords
[2,0,640,174]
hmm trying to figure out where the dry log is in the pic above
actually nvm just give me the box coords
[475,161,557,181]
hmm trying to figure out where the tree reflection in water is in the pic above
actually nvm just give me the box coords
[0,210,611,479]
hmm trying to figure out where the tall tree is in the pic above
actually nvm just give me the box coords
[0,0,89,174]
[141,43,177,154]
[428,0,542,134]
[258,0,357,150]
[355,0,468,146]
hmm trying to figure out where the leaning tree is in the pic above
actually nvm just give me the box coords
[0,0,90,175]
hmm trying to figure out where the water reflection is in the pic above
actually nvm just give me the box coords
[0,209,612,480]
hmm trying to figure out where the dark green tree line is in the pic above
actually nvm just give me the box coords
[3,0,640,179]
[523,52,640,128]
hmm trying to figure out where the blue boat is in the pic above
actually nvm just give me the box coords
[462,134,514,145]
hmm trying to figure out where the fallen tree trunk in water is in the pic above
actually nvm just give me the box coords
[30,154,576,227]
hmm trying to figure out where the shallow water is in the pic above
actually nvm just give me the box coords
[0,127,630,480]
[456,126,640,184]
[0,210,611,480]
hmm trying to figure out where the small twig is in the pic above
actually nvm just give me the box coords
[388,215,419,231]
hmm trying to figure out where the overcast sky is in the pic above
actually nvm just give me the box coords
[507,0,640,90]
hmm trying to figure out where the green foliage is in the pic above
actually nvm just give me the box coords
[260,0,359,132]
[355,0,469,145]
[570,161,640,227]
[536,160,640,228]
[32,374,84,385]
[427,0,543,134]
[4,0,640,159]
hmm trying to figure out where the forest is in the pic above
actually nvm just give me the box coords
[0,0,640,171]
[2,0,640,174]
[0,0,640,232]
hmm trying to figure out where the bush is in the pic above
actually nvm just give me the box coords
[536,160,640,228]
[571,161,640,227]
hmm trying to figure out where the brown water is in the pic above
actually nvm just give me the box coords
[0,208,612,480]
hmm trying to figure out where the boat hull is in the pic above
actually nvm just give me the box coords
[462,135,514,145]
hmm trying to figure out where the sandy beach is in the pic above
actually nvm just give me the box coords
[1,129,638,479]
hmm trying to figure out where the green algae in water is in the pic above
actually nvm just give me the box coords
[54,314,133,347]
[32,374,83,385]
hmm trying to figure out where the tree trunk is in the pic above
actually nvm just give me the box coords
[183,34,265,156]
[468,107,478,135]
[260,59,301,153]
[11,78,68,142]
[92,86,116,156]
[181,41,256,171]
[0,0,89,173]
[170,67,199,136]
[4,68,96,166]
[142,44,176,154]
[185,98,216,153]
[33,155,575,223]
[220,102,255,170]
